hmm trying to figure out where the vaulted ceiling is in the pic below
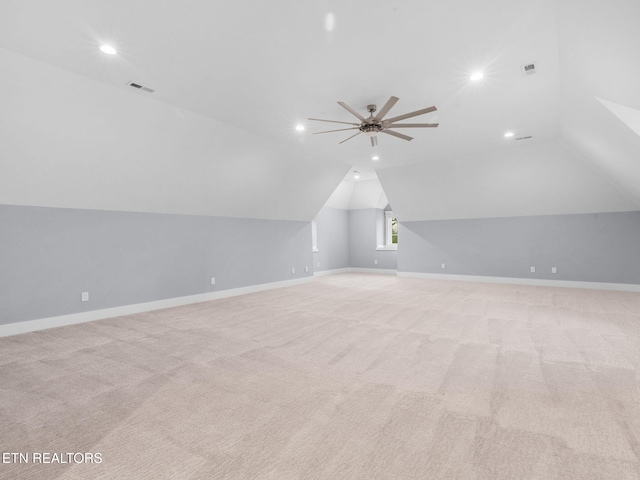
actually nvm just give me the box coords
[1,0,638,221]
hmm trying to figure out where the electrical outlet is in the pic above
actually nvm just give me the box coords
[81,292,89,302]
[317,262,320,267]
[305,266,309,273]
[374,259,378,265]
[551,267,557,274]
[291,267,295,274]
[530,266,535,273]
[210,277,216,285]
[441,263,446,269]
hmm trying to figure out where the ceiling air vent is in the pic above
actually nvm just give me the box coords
[515,136,533,141]
[126,81,155,93]
[520,63,537,76]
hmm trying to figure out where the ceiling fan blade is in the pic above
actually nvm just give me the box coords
[381,130,414,141]
[384,106,437,124]
[337,101,366,121]
[339,131,363,144]
[308,118,360,126]
[385,123,439,128]
[372,96,399,122]
[313,127,359,135]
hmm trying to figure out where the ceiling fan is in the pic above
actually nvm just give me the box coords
[309,96,438,147]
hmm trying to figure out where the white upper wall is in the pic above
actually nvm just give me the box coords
[378,0,640,222]
[348,179,389,210]
[0,48,349,221]
[321,174,389,211]
[598,99,640,138]
[1,1,639,223]
[377,139,640,221]
[561,97,640,202]
[556,0,640,204]
[322,177,354,210]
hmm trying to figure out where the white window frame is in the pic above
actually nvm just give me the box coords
[311,219,319,252]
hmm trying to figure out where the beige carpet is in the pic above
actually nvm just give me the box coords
[1,273,640,479]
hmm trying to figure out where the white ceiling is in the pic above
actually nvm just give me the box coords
[0,0,639,220]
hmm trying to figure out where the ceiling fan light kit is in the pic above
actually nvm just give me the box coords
[309,96,439,146]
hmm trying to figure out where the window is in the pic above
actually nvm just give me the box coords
[377,210,398,250]
[390,216,398,244]
[385,211,398,245]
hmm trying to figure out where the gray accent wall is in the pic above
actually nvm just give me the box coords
[349,209,397,270]
[399,211,640,284]
[313,207,350,272]
[0,205,313,325]
[9,203,637,328]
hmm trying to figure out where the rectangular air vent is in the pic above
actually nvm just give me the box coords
[520,63,537,76]
[126,81,155,93]
[515,136,533,141]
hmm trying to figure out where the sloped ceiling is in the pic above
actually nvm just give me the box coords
[322,173,388,211]
[598,99,640,138]
[0,47,349,221]
[378,140,640,221]
[379,0,640,221]
[556,0,640,208]
[0,0,638,221]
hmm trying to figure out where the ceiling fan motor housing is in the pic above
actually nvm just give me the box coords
[360,124,382,136]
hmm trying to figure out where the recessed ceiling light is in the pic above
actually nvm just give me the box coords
[295,124,305,131]
[325,13,336,32]
[372,155,379,161]
[470,72,484,81]
[354,175,360,179]
[99,45,117,55]
[504,132,514,137]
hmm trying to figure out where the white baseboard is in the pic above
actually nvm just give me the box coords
[398,271,640,292]
[0,276,314,338]
[11,269,633,338]
[314,267,397,277]
[347,267,397,275]
[314,268,349,277]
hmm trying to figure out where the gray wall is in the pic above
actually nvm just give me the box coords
[313,207,350,272]
[0,205,313,325]
[349,209,397,270]
[9,204,637,328]
[399,211,640,284]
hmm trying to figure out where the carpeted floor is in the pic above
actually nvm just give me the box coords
[1,273,640,479]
